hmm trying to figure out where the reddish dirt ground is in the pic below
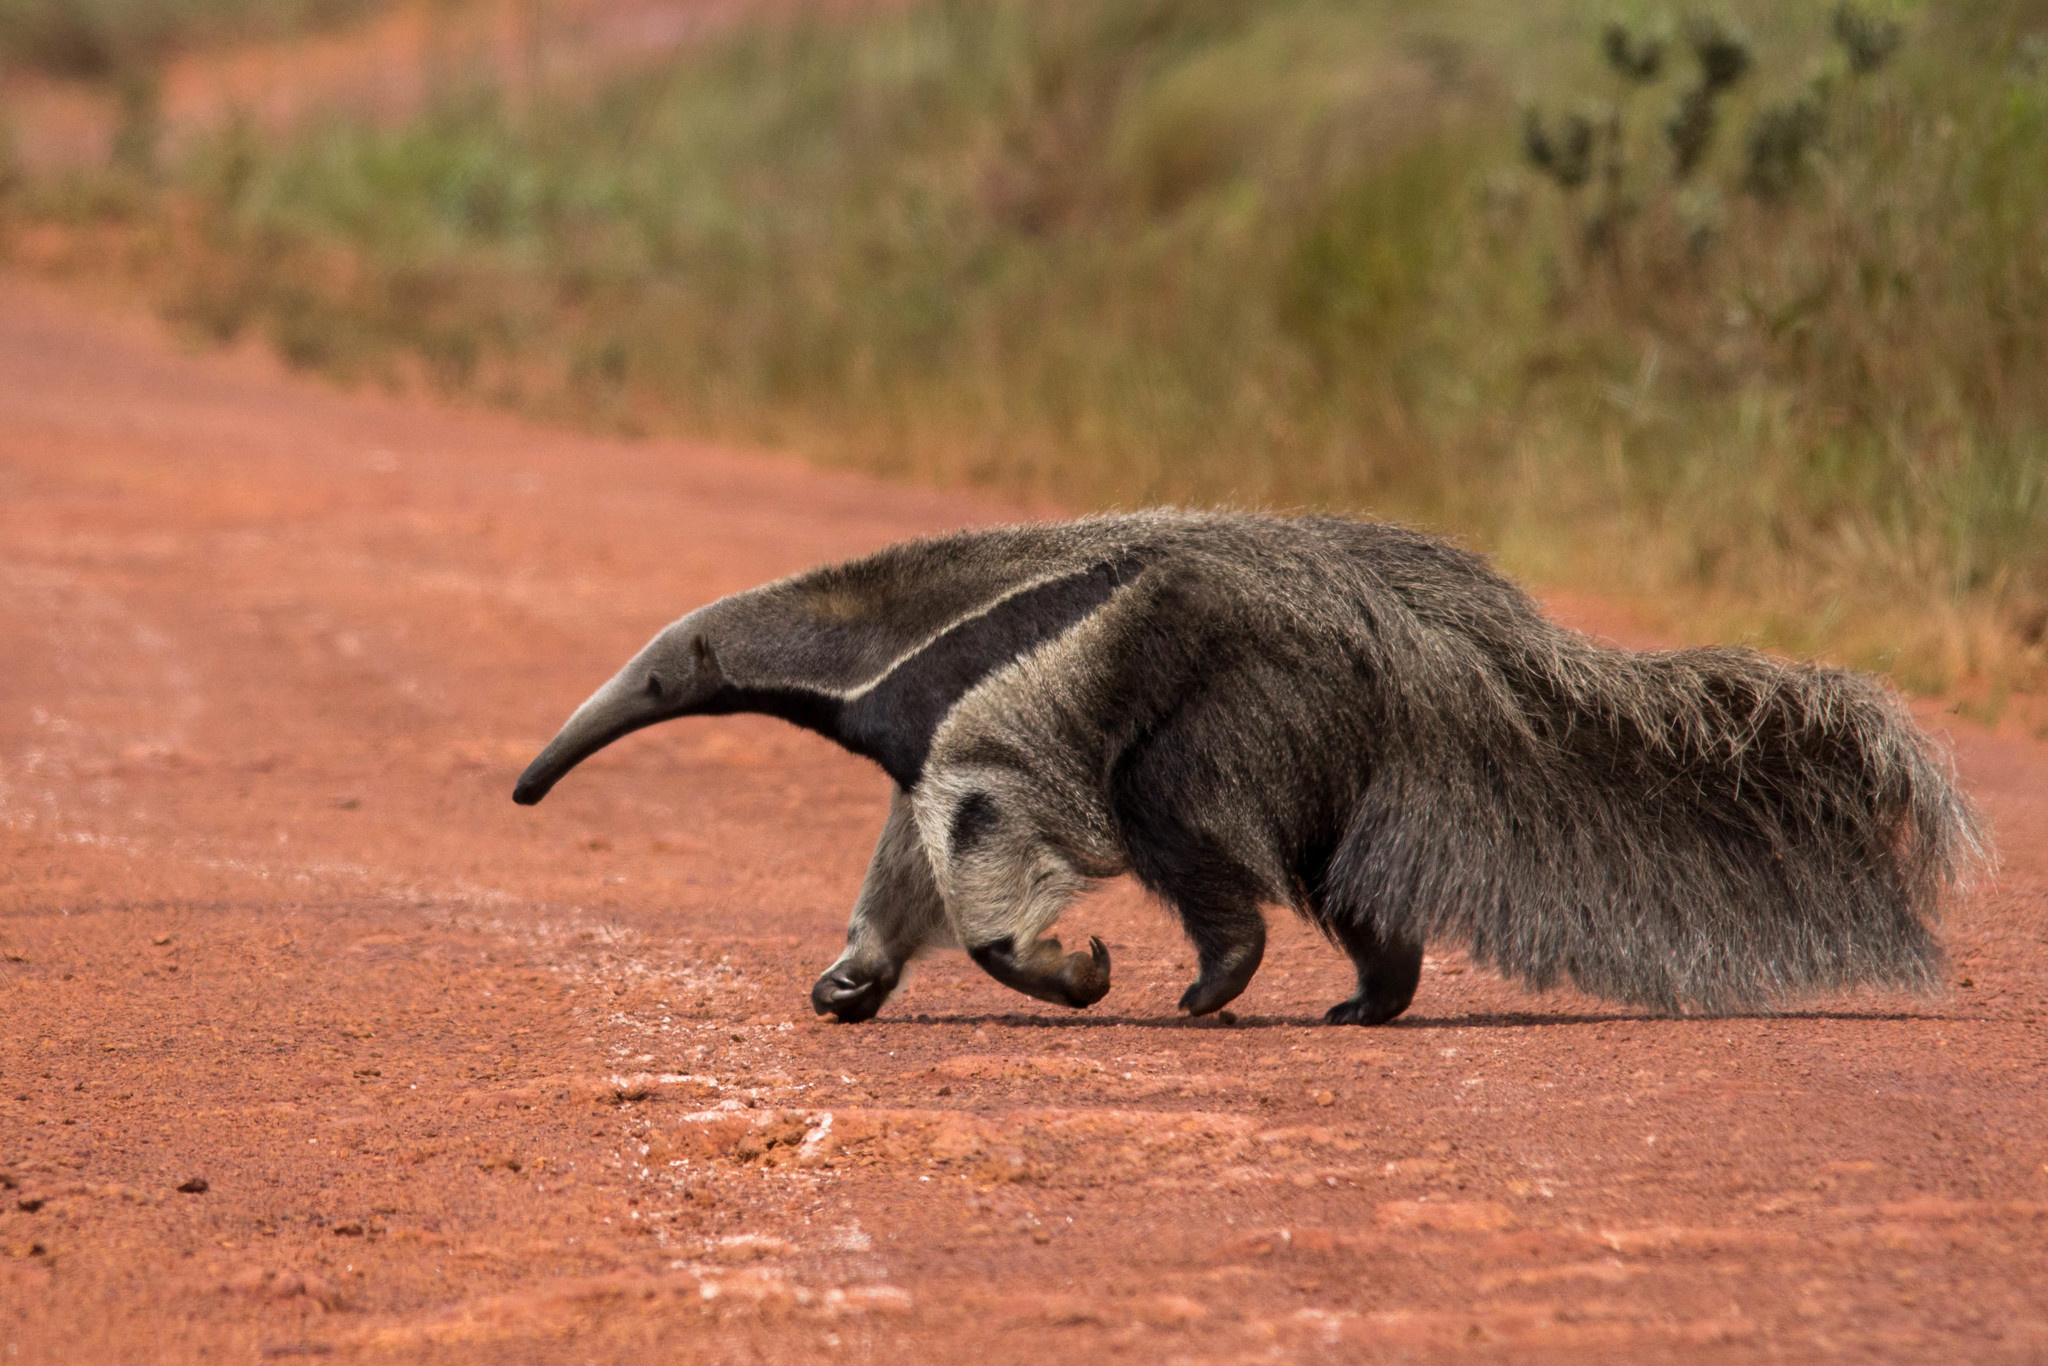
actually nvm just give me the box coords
[0,272,2044,1365]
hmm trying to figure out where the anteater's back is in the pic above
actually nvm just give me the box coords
[1000,512,1984,1012]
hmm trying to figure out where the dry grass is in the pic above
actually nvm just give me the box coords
[0,0,375,75]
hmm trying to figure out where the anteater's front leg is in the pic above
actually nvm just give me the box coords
[811,788,951,1023]
[929,784,1111,1010]
[967,933,1112,1009]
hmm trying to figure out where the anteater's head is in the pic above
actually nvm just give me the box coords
[511,608,730,806]
[512,526,1107,803]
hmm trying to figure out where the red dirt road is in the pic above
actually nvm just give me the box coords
[1,273,2045,1364]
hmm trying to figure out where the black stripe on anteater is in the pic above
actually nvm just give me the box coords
[949,791,1000,854]
[720,557,1146,788]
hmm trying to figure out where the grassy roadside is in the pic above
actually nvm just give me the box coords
[0,0,375,75]
[6,0,2046,705]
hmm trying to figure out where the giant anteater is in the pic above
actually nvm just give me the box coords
[514,511,1983,1025]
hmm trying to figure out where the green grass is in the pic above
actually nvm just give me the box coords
[14,0,2048,690]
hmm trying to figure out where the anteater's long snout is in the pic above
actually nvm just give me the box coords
[512,673,672,805]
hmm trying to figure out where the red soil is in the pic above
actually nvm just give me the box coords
[0,272,2044,1363]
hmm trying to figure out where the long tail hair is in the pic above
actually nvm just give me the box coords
[1324,611,1987,1014]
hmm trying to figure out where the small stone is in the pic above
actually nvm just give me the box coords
[16,1197,45,1213]
[152,934,174,947]
[333,1222,364,1237]
[1313,1090,1336,1107]
[331,796,361,810]
[1030,1227,1051,1244]
[1217,1010,1238,1026]
[5,1242,46,1259]
[177,1177,209,1195]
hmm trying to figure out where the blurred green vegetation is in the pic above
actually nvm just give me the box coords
[9,0,2048,693]
[0,0,373,75]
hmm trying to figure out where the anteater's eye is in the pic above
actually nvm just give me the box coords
[645,673,665,699]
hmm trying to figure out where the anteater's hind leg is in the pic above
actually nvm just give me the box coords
[1323,916,1424,1026]
[1174,901,1266,1017]
[1109,741,1269,1017]
[922,779,1112,1010]
[812,788,952,1023]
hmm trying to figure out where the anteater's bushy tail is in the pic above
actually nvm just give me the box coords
[1326,623,1988,1014]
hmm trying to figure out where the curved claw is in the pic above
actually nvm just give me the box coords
[1066,936,1112,1008]
[810,962,900,1024]
[968,934,1112,1009]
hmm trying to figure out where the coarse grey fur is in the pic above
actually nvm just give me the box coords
[513,511,1986,1025]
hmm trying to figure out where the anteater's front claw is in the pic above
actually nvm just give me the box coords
[810,962,899,1023]
[1065,936,1112,1007]
[968,934,1112,1009]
